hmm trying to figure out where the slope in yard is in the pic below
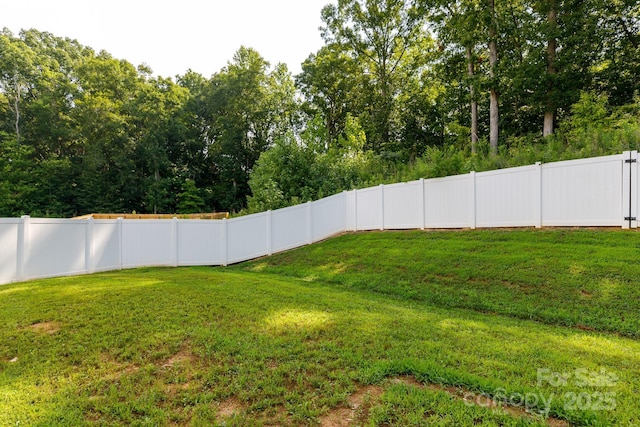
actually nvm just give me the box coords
[0,229,638,426]
[236,229,640,337]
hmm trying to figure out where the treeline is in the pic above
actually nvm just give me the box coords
[1,0,639,217]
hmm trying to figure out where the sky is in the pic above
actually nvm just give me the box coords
[2,0,335,78]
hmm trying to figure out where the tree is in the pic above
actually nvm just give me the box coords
[0,29,36,145]
[487,0,499,154]
[73,51,144,214]
[20,30,87,159]
[203,47,298,212]
[175,70,214,189]
[297,44,364,149]
[130,75,190,214]
[542,0,558,137]
[320,0,427,152]
[432,0,485,152]
[176,179,205,213]
[596,0,640,106]
[247,114,372,212]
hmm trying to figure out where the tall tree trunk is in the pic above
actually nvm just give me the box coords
[378,58,391,152]
[488,0,499,155]
[543,1,557,137]
[13,90,21,145]
[154,167,160,214]
[466,45,478,154]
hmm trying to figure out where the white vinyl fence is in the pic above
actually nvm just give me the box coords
[1,151,638,285]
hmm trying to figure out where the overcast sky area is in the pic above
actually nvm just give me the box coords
[3,0,335,78]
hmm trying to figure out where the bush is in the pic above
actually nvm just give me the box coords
[247,115,374,212]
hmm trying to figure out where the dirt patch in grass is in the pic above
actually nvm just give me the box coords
[319,384,384,427]
[319,407,354,427]
[215,397,245,422]
[262,406,292,426]
[575,324,596,332]
[98,353,140,380]
[547,419,571,427]
[165,382,190,397]
[580,290,593,298]
[161,346,196,368]
[27,321,61,335]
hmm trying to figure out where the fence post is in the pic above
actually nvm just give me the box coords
[470,172,477,229]
[420,178,426,230]
[634,150,639,229]
[622,151,629,229]
[535,162,542,228]
[117,217,123,270]
[16,215,30,281]
[222,218,228,266]
[622,150,638,229]
[343,191,348,232]
[172,217,178,267]
[307,201,313,244]
[353,189,358,231]
[380,184,385,231]
[85,217,95,274]
[267,210,273,256]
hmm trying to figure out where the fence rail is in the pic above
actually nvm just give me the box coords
[1,151,638,285]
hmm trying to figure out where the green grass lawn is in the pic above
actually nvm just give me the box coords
[1,229,639,426]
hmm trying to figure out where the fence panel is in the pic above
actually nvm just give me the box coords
[122,220,174,268]
[346,190,357,231]
[0,219,20,284]
[26,219,87,280]
[476,165,538,228]
[542,155,623,226]
[272,204,308,253]
[227,213,269,264]
[92,220,120,272]
[355,186,383,230]
[383,181,422,229]
[177,220,224,266]
[424,174,473,228]
[312,192,347,242]
[1,153,637,286]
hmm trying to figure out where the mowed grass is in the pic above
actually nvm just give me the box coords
[238,229,640,337]
[0,230,637,426]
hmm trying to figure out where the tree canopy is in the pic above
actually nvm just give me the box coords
[0,1,638,216]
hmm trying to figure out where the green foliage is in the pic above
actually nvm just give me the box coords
[375,92,640,185]
[0,32,297,216]
[202,47,299,212]
[247,114,373,212]
[248,89,640,211]
[566,91,611,131]
[0,2,639,217]
[318,0,433,153]
[176,179,205,214]
[297,44,364,147]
